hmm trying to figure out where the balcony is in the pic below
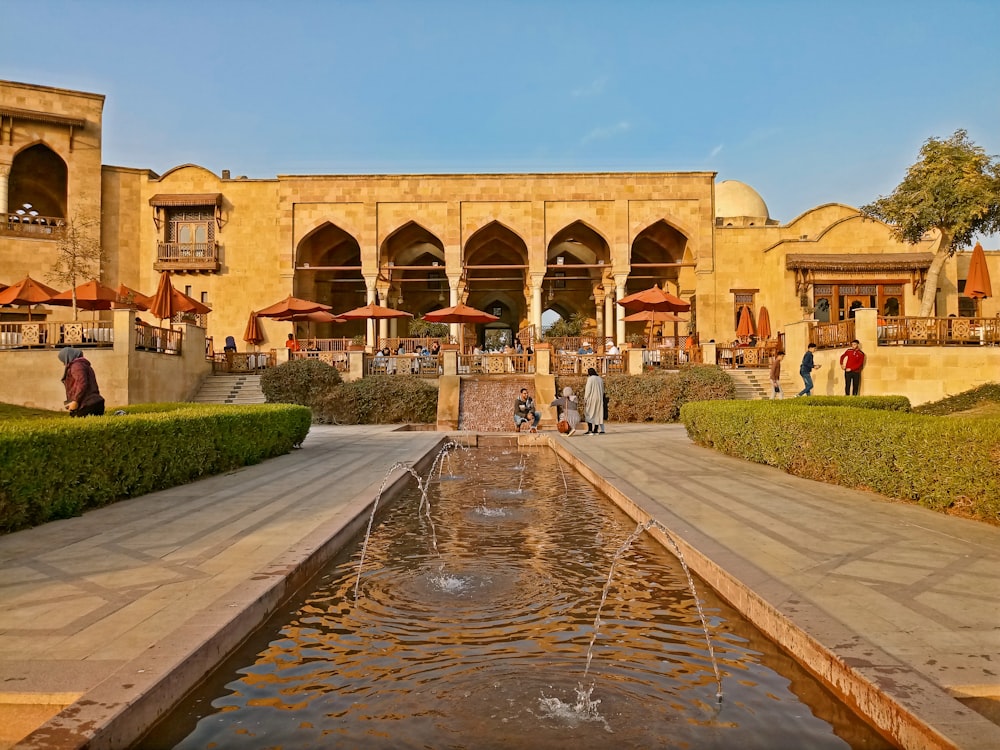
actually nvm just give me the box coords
[154,241,221,272]
[2,212,65,238]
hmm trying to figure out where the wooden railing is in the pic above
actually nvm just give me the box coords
[376,337,448,354]
[716,343,782,369]
[0,320,114,349]
[297,338,352,352]
[552,352,623,375]
[368,353,441,378]
[641,347,701,369]
[292,349,350,372]
[809,320,856,350]
[2,212,64,237]
[136,324,183,354]
[212,350,277,373]
[878,316,1000,346]
[154,241,221,271]
[458,353,534,375]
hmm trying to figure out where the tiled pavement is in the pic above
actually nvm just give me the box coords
[1,424,998,749]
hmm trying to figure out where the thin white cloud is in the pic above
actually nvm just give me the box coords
[581,120,631,145]
[709,144,724,158]
[572,75,609,98]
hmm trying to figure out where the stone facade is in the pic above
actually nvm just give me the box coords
[2,79,998,408]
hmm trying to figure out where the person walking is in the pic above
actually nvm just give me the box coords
[550,385,581,436]
[796,343,821,397]
[769,351,785,399]
[583,366,606,434]
[839,339,865,396]
[58,347,105,417]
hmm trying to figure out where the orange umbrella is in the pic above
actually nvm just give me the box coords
[965,242,992,299]
[243,311,264,347]
[115,284,152,311]
[422,302,499,325]
[336,302,413,320]
[149,271,211,326]
[274,309,345,339]
[49,279,120,315]
[0,275,60,319]
[623,310,687,348]
[736,305,755,338]
[256,295,332,318]
[756,306,772,340]
[617,284,691,313]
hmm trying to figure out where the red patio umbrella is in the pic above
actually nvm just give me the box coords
[756,306,772,340]
[274,309,345,341]
[617,284,691,313]
[256,295,332,318]
[0,275,60,319]
[736,305,755,339]
[243,311,264,347]
[422,302,498,350]
[115,284,152,311]
[622,309,687,348]
[965,242,993,300]
[149,271,211,326]
[336,302,414,320]
[49,279,120,318]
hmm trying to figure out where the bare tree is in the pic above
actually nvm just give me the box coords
[47,210,105,320]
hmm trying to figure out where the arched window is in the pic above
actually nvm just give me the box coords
[8,144,68,219]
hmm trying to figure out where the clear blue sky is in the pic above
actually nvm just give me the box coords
[4,0,999,241]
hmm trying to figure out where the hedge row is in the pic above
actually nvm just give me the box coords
[313,375,439,424]
[680,400,1000,521]
[557,365,737,423]
[0,404,312,533]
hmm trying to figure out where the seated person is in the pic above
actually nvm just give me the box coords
[397,342,407,355]
[223,335,237,353]
[514,387,541,432]
[577,341,594,355]
[429,341,441,356]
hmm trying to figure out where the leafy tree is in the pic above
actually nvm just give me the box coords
[47,210,105,320]
[543,311,590,338]
[860,130,1000,316]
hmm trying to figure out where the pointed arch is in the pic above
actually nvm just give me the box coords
[627,219,693,293]
[295,222,364,331]
[379,221,446,310]
[8,143,68,218]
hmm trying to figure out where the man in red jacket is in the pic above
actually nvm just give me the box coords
[839,339,866,396]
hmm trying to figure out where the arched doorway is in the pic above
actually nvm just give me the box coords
[464,222,528,330]
[8,143,68,219]
[295,222,364,338]
[380,221,445,339]
[545,221,611,344]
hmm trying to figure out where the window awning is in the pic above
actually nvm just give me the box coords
[786,252,934,272]
[149,193,224,208]
[0,106,87,128]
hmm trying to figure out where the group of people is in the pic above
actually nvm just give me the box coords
[514,367,607,436]
[768,340,867,398]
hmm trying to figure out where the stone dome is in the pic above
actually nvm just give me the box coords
[715,180,770,222]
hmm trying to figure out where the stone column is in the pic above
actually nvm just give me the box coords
[0,163,9,215]
[594,290,605,347]
[605,293,615,345]
[365,278,377,347]
[530,274,544,333]
[615,276,628,347]
[449,277,461,345]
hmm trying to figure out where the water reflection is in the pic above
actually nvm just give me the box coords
[139,447,892,750]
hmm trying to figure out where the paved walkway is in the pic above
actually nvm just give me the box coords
[0,424,997,749]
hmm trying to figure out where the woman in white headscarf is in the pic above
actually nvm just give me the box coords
[58,347,105,417]
[583,367,606,434]
[550,385,580,436]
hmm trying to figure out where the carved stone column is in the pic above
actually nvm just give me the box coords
[0,163,10,215]
[615,276,628,346]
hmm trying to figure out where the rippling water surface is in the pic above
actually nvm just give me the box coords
[138,446,893,750]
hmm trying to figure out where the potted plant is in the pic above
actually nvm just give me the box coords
[348,334,366,351]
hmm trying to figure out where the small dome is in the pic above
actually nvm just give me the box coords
[715,180,770,221]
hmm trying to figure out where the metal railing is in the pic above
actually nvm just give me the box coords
[135,324,183,354]
[2,212,64,237]
[0,320,114,349]
[878,316,1000,346]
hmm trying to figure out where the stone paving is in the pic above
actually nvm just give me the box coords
[0,423,998,749]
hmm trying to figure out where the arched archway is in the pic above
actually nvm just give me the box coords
[380,221,446,313]
[9,143,68,219]
[628,220,691,294]
[464,222,529,327]
[295,222,364,338]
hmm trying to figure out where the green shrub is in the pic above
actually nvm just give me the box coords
[260,359,342,406]
[773,395,911,411]
[680,400,1000,522]
[557,366,735,423]
[0,404,312,533]
[913,383,1000,415]
[313,375,438,424]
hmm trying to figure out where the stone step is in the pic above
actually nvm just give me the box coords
[190,374,265,405]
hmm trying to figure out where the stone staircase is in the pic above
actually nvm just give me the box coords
[191,374,266,405]
[726,368,795,400]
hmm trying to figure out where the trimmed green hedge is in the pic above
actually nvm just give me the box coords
[313,375,439,424]
[0,404,311,533]
[557,365,736,423]
[261,358,343,407]
[773,395,911,411]
[680,400,1000,522]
